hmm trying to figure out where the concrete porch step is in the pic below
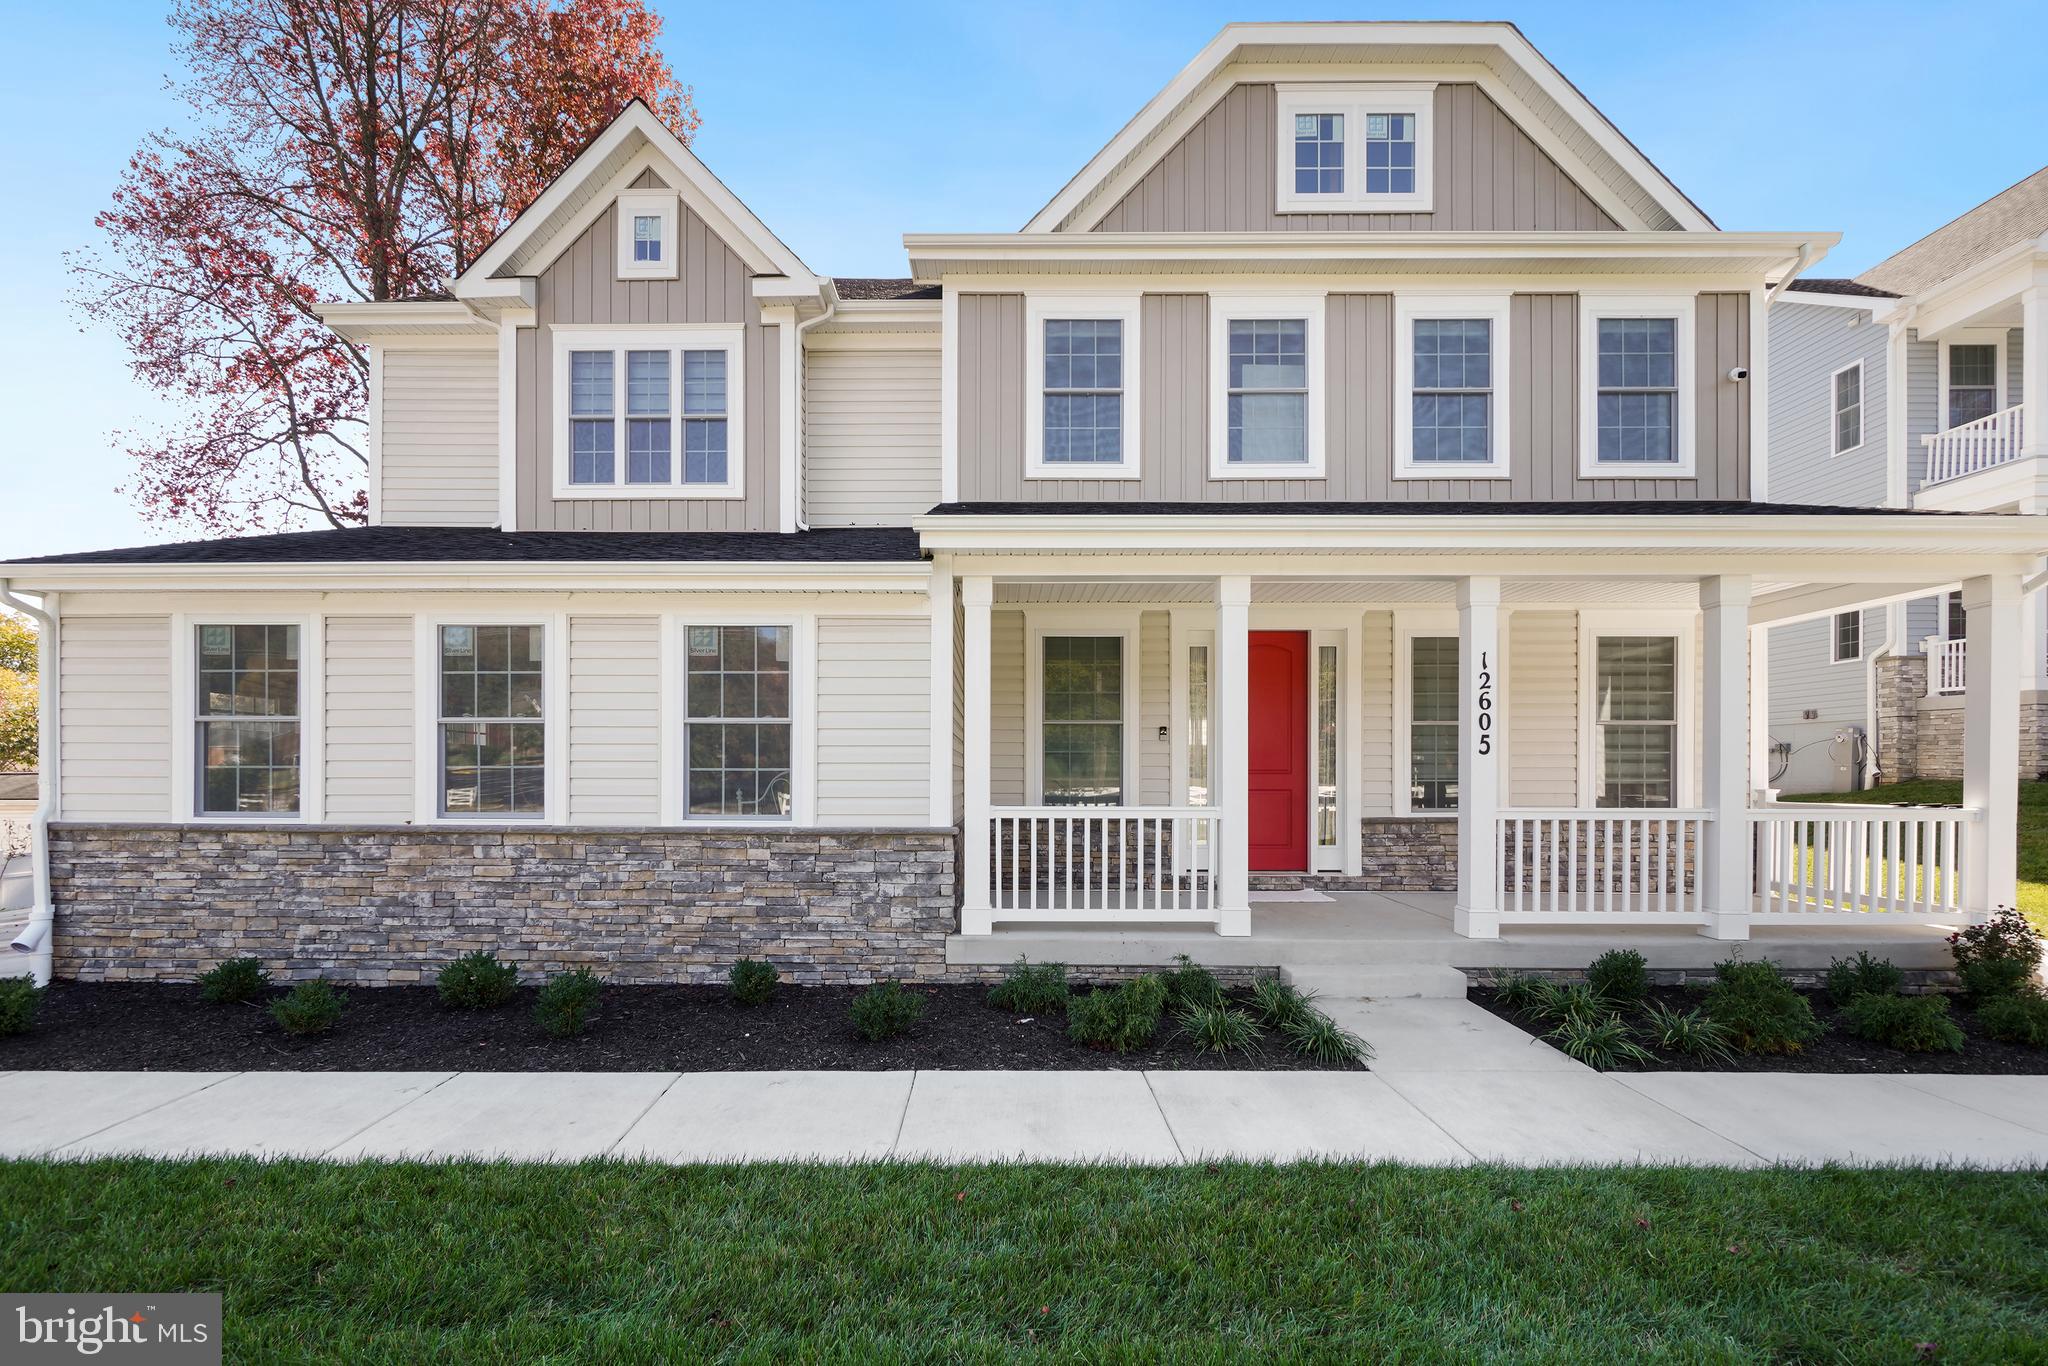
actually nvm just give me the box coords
[1280,964,1471,1000]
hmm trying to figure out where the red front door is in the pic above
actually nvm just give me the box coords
[1247,631,1309,872]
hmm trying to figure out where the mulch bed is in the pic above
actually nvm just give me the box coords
[0,981,1358,1073]
[1472,983,2048,1075]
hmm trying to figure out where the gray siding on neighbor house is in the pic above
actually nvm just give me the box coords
[514,169,779,531]
[1765,301,1888,507]
[957,291,1750,502]
[1092,83,1618,232]
[1767,610,1881,794]
[1905,329,1939,492]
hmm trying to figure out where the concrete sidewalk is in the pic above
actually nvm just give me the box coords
[5,1020,2046,1167]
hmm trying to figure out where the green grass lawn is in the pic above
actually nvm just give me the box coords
[1782,780,2048,934]
[2,1159,2045,1359]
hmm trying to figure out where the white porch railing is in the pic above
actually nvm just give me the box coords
[1924,636,1967,696]
[987,807,1218,922]
[1921,402,2026,485]
[1750,805,1974,922]
[1497,809,1711,922]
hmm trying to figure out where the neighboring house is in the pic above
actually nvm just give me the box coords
[1764,169,2048,793]
[2,22,2044,989]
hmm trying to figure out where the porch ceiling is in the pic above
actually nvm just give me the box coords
[992,577,1735,607]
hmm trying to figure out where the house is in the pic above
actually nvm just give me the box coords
[1764,170,2048,794]
[4,22,2045,990]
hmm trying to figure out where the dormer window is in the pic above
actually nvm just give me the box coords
[1275,84,1434,213]
[553,326,744,498]
[614,190,678,280]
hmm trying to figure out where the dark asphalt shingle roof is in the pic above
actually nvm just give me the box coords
[926,501,1953,517]
[1781,278,1900,299]
[9,525,924,566]
[833,278,941,301]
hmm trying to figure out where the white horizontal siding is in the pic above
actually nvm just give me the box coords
[381,348,498,526]
[569,616,661,823]
[1508,611,1576,806]
[990,610,1025,805]
[325,616,413,821]
[803,347,941,526]
[61,615,171,819]
[1140,611,1169,804]
[815,616,931,824]
[1360,611,1394,814]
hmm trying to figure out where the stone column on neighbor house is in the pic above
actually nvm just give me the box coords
[1699,575,1753,940]
[1874,651,1926,784]
[1213,574,1252,937]
[1963,573,2022,919]
[960,574,994,935]
[1453,575,1501,939]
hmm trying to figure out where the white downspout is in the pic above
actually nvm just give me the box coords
[789,283,841,533]
[1864,614,1893,789]
[0,580,56,986]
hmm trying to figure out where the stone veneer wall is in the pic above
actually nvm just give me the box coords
[1874,656,2048,785]
[1249,817,1460,893]
[48,824,958,986]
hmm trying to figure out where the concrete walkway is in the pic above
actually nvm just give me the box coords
[5,1002,2046,1167]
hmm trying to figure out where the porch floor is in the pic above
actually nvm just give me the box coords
[948,891,1962,974]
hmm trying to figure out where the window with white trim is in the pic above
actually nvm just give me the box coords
[1185,643,1210,808]
[1581,297,1695,475]
[1408,636,1458,812]
[1831,362,1862,454]
[1275,85,1435,212]
[1209,296,1325,477]
[684,625,792,819]
[1023,296,1142,477]
[1946,342,1999,427]
[1945,590,1967,641]
[632,215,663,264]
[437,625,545,817]
[614,190,677,280]
[1591,635,1678,809]
[1396,297,1510,476]
[555,329,743,497]
[1042,635,1123,806]
[195,624,301,815]
[1293,113,1344,195]
[1831,611,1862,664]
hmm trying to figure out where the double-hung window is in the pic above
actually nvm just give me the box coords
[1041,635,1124,807]
[614,190,677,280]
[195,624,301,816]
[556,329,744,497]
[1025,297,1140,477]
[1211,296,1325,477]
[1293,114,1344,195]
[1582,297,1695,475]
[1831,361,1863,454]
[1945,341,2000,428]
[1407,636,1459,812]
[437,625,546,818]
[1396,297,1510,476]
[1831,611,1862,664]
[1946,589,1967,641]
[1275,85,1434,212]
[1591,636,1679,809]
[684,625,792,819]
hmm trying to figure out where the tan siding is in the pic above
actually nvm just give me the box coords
[1507,612,1576,806]
[1094,83,1618,233]
[60,616,171,820]
[380,349,497,526]
[516,168,779,531]
[1140,611,1169,804]
[568,616,661,823]
[804,347,941,525]
[990,610,1025,804]
[815,617,931,825]
[1359,611,1394,814]
[324,616,413,822]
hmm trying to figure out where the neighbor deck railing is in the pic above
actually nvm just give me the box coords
[1922,402,2025,485]
[987,807,1218,922]
[1924,637,1967,697]
[1749,804,1974,922]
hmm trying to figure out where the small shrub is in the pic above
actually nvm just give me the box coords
[1249,978,1317,1031]
[1162,955,1224,1011]
[1641,1001,1737,1064]
[1068,975,1168,1053]
[1978,991,2048,1047]
[1949,906,2043,975]
[1490,971,1548,1014]
[0,978,43,1036]
[1586,949,1649,1007]
[534,968,602,1038]
[849,980,925,1041]
[437,951,519,1009]
[1842,991,1964,1054]
[270,979,346,1036]
[1531,981,1610,1027]
[1960,957,2038,1003]
[1280,1009,1372,1066]
[1545,1013,1655,1071]
[1825,951,1903,1007]
[1704,958,1823,1055]
[1179,1002,1263,1056]
[728,958,779,1008]
[198,956,271,1004]
[987,958,1069,1015]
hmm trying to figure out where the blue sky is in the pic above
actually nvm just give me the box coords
[2,0,2043,558]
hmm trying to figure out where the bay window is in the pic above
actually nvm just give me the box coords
[555,328,744,497]
[195,624,301,815]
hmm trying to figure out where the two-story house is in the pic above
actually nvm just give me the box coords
[1764,169,2048,794]
[5,22,2045,990]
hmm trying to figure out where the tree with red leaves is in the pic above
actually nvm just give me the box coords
[71,0,697,533]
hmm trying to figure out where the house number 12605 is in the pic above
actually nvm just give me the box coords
[1474,650,1494,757]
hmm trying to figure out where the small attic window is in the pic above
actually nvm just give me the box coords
[1275,83,1435,213]
[615,190,678,280]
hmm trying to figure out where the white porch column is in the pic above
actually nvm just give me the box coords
[928,565,955,828]
[1748,624,1776,801]
[2021,285,2048,459]
[960,575,994,935]
[1700,575,1754,940]
[1453,576,1501,939]
[1963,572,2022,918]
[1214,575,1252,937]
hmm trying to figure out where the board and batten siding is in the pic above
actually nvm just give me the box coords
[1093,83,1617,232]
[514,169,779,532]
[324,616,413,822]
[958,291,1750,503]
[379,349,498,526]
[1507,611,1576,807]
[1764,301,1888,507]
[803,346,941,525]
[814,617,931,825]
[567,616,661,824]
[59,616,173,820]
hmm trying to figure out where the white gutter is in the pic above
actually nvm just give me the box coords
[1765,241,1818,307]
[0,580,55,986]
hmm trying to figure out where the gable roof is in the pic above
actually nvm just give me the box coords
[1783,278,1898,299]
[1857,165,2048,297]
[1023,21,1715,235]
